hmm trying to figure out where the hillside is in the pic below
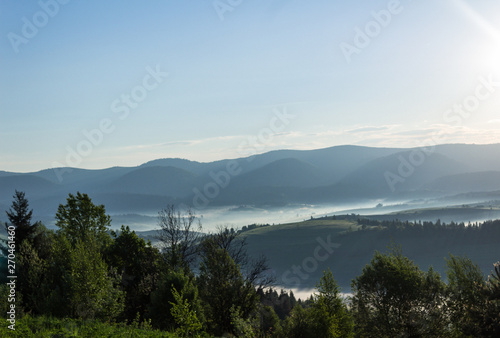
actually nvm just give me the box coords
[423,171,500,194]
[105,166,198,196]
[1,143,500,220]
[0,175,61,198]
[242,216,500,290]
[230,158,327,188]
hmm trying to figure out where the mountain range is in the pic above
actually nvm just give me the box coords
[1,143,500,223]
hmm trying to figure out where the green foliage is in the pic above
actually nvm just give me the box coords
[0,284,9,317]
[309,269,353,338]
[46,193,124,320]
[283,304,314,338]
[446,254,487,336]
[198,246,258,336]
[46,235,124,320]
[5,190,39,246]
[55,192,112,249]
[259,305,283,337]
[148,269,203,331]
[107,225,163,322]
[0,315,177,337]
[67,238,124,320]
[351,245,448,337]
[282,270,353,337]
[5,223,55,315]
[4,191,500,336]
[17,240,48,314]
[169,284,204,337]
[482,262,500,336]
[258,288,297,320]
[230,305,259,338]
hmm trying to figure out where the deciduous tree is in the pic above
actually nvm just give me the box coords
[198,247,258,336]
[351,245,448,337]
[446,254,487,336]
[55,192,112,249]
[106,225,163,322]
[156,205,202,271]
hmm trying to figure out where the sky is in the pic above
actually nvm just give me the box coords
[1,0,500,172]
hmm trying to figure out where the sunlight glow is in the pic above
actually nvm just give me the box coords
[453,0,500,74]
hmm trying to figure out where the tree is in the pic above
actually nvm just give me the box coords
[351,245,448,337]
[47,193,123,320]
[47,233,124,320]
[16,240,48,314]
[446,255,487,336]
[258,288,297,320]
[149,269,204,331]
[283,304,314,338]
[156,205,202,271]
[106,225,163,322]
[202,225,274,290]
[5,190,39,245]
[4,191,50,314]
[482,262,500,336]
[258,305,283,337]
[309,269,353,337]
[55,192,112,249]
[198,247,258,335]
[67,238,124,320]
[169,283,205,337]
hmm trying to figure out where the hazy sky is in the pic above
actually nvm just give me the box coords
[1,0,500,172]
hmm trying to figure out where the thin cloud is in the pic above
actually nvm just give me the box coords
[346,126,392,134]
[161,141,195,147]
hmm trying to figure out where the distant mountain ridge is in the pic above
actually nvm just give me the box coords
[1,143,500,220]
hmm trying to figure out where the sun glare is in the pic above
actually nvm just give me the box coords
[453,0,500,74]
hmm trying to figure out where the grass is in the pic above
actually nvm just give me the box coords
[0,315,177,337]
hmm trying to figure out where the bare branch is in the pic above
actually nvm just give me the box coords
[156,204,203,270]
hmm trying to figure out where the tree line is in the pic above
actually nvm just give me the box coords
[1,191,499,337]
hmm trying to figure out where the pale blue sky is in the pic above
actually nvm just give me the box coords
[1,0,500,172]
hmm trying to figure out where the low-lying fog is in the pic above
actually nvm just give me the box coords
[25,196,500,234]
[110,200,387,233]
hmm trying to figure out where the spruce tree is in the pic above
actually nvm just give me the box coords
[5,190,39,245]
